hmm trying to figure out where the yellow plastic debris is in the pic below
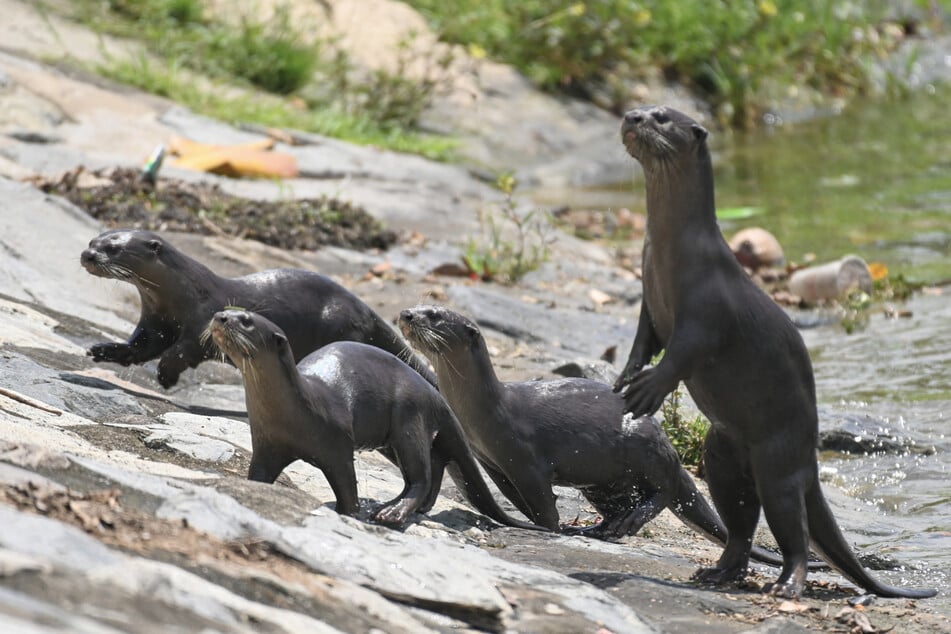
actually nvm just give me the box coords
[167,136,298,179]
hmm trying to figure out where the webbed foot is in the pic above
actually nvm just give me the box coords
[88,342,134,365]
[618,367,670,418]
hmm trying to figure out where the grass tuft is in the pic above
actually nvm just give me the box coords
[69,0,456,158]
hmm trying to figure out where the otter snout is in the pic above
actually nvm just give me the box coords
[623,110,645,126]
[80,247,106,275]
[397,309,417,338]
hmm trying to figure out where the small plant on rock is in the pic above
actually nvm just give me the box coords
[464,174,556,283]
[659,387,709,471]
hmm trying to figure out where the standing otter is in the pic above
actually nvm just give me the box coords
[208,309,540,530]
[81,229,435,389]
[398,304,800,568]
[613,105,935,599]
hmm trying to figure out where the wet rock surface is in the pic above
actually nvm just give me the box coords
[0,6,948,633]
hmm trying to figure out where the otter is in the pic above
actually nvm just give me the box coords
[613,105,935,599]
[81,229,435,389]
[208,308,541,530]
[399,304,803,568]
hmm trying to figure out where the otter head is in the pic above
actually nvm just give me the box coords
[398,305,481,361]
[206,309,289,369]
[80,229,165,283]
[620,106,708,169]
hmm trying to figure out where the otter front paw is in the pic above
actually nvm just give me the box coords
[88,342,134,366]
[618,367,670,418]
[612,359,644,393]
[156,359,182,389]
[157,364,181,390]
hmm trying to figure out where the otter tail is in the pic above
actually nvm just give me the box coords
[806,484,936,598]
[437,420,546,532]
[671,469,826,569]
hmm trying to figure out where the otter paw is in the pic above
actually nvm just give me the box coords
[692,565,748,585]
[562,523,614,540]
[88,342,134,365]
[156,364,181,389]
[373,501,414,528]
[612,358,647,393]
[763,579,803,599]
[620,368,668,417]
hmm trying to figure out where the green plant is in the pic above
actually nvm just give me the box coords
[70,0,457,157]
[464,174,555,283]
[407,0,901,126]
[332,33,456,130]
[659,388,709,469]
[97,55,457,160]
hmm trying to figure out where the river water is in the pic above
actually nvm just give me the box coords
[551,87,951,606]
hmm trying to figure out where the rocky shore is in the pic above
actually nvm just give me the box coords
[1,1,949,632]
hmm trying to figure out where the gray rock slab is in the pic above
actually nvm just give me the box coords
[0,352,145,420]
[0,178,137,332]
[104,412,249,464]
[446,283,635,359]
[0,586,128,634]
[62,451,651,632]
[0,507,346,634]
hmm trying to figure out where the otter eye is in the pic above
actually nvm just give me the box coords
[238,314,253,328]
[103,243,119,255]
[651,110,670,124]
[424,309,440,322]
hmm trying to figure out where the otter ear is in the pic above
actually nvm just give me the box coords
[465,324,479,342]
[273,331,288,348]
[146,239,162,254]
[691,123,708,142]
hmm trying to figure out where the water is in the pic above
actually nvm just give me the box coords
[542,87,951,606]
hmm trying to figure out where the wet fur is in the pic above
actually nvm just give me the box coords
[81,229,436,389]
[399,305,795,568]
[613,105,936,599]
[210,309,540,531]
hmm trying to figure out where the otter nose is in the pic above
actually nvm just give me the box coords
[624,110,644,125]
[80,249,96,264]
[399,309,414,323]
[216,313,229,324]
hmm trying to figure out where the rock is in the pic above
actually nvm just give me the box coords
[551,359,618,384]
[0,352,146,421]
[159,108,488,239]
[0,177,137,332]
[729,227,785,270]
[446,284,635,359]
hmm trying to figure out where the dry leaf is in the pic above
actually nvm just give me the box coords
[777,600,809,613]
[589,288,614,307]
[370,261,391,277]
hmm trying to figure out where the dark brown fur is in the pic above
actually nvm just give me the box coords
[613,105,935,599]
[209,309,540,530]
[81,229,435,389]
[399,304,802,569]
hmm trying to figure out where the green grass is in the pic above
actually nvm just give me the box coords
[100,55,457,161]
[406,0,906,127]
[65,0,456,159]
